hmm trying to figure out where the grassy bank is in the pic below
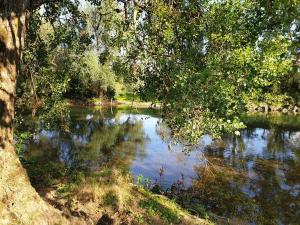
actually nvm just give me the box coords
[22,156,213,225]
[67,94,161,109]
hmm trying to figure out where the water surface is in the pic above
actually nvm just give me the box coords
[22,107,300,224]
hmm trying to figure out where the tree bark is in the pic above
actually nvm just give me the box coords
[0,1,68,224]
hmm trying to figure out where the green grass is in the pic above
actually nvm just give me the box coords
[137,187,207,224]
[116,93,141,102]
[102,191,119,209]
[140,197,181,224]
[23,154,213,225]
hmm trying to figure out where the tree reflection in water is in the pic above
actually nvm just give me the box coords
[20,109,300,224]
[23,107,148,189]
[188,124,300,225]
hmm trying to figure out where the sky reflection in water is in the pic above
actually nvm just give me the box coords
[25,107,300,224]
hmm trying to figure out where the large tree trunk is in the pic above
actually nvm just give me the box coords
[0,1,68,224]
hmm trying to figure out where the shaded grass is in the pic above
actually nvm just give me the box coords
[44,168,212,224]
[22,153,213,224]
[102,191,119,209]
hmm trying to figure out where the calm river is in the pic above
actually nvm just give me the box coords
[22,107,300,225]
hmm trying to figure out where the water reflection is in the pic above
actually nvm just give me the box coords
[22,108,300,224]
[195,124,300,224]
[27,108,148,174]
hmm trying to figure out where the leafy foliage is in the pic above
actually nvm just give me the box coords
[116,0,300,141]
[17,0,300,141]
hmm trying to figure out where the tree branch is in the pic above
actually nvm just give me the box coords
[29,0,60,10]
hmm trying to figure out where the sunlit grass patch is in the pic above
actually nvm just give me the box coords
[23,152,213,225]
[135,187,213,225]
[140,196,181,224]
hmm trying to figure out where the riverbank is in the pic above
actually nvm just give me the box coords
[68,97,300,115]
[246,101,299,114]
[19,106,300,225]
[19,106,216,225]
[68,98,161,109]
[23,158,213,225]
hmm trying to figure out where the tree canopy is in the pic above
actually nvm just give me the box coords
[13,0,300,142]
[1,0,299,142]
[113,0,300,141]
